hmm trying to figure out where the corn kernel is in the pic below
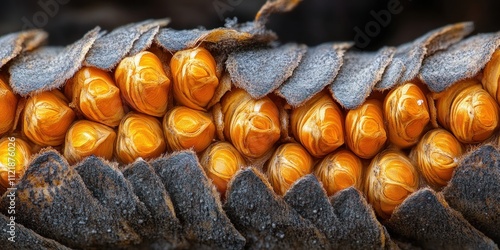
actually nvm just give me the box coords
[345,99,387,159]
[0,137,31,194]
[170,47,219,110]
[436,79,499,143]
[384,82,430,148]
[314,149,363,196]
[163,106,215,152]
[63,120,116,164]
[410,128,463,188]
[482,49,500,103]
[221,88,280,159]
[67,67,125,127]
[266,142,314,195]
[290,90,344,158]
[0,78,18,136]
[23,90,76,146]
[200,141,246,196]
[115,112,166,164]
[115,51,171,117]
[365,149,420,219]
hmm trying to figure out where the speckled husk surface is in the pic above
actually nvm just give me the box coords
[0,0,499,249]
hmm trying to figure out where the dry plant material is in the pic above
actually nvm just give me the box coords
[290,90,344,158]
[345,99,387,159]
[435,79,499,143]
[63,120,116,164]
[163,106,215,152]
[266,142,314,195]
[115,51,171,117]
[23,90,76,147]
[314,149,363,196]
[410,128,463,188]
[170,47,219,110]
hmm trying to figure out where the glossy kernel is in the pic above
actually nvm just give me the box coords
[64,120,116,164]
[314,149,363,196]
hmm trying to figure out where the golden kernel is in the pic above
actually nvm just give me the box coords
[163,106,215,152]
[170,47,219,110]
[345,99,387,159]
[266,142,314,195]
[0,78,18,136]
[384,82,430,148]
[364,149,420,219]
[290,90,344,158]
[221,88,280,159]
[436,79,499,143]
[410,128,463,188]
[23,90,76,146]
[68,67,125,127]
[0,137,32,194]
[115,112,166,164]
[63,120,116,164]
[314,149,363,196]
[115,51,171,117]
[200,141,246,196]
[482,49,500,103]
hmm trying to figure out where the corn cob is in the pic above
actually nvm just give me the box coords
[0,0,499,248]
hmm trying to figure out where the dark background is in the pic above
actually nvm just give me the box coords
[1,0,499,50]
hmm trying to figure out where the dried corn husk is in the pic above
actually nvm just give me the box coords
[170,47,219,110]
[66,67,125,127]
[0,136,31,194]
[115,51,171,117]
[410,128,463,188]
[163,106,215,152]
[435,79,499,143]
[63,120,116,164]
[23,90,76,146]
[220,88,280,159]
[266,142,314,195]
[345,99,387,159]
[384,82,430,148]
[290,90,344,158]
[115,112,166,164]
[200,141,246,196]
[0,77,18,136]
[365,149,420,219]
[314,149,363,196]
